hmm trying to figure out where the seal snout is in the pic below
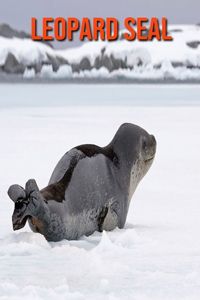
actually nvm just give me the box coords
[150,134,156,144]
[144,134,157,162]
[150,134,157,153]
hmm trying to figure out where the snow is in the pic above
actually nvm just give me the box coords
[0,37,55,66]
[57,24,200,67]
[0,84,200,299]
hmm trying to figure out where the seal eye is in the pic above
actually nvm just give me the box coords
[142,140,147,150]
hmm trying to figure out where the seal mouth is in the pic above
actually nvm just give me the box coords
[145,155,155,163]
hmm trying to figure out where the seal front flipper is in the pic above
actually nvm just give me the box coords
[8,184,26,203]
[98,200,119,233]
[98,207,108,232]
[25,179,40,198]
[23,179,48,234]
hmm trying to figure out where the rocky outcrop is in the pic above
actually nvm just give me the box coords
[168,29,182,33]
[186,41,200,49]
[0,24,53,48]
[110,54,126,70]
[171,62,184,68]
[1,51,69,74]
[46,54,68,72]
[93,47,127,72]
[72,57,92,73]
[3,53,25,74]
[94,55,113,72]
[119,33,126,40]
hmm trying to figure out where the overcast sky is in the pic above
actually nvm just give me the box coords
[1,0,200,49]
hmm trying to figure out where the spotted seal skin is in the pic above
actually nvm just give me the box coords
[8,123,156,242]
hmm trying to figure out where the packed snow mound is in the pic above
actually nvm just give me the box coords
[0,36,56,66]
[57,24,200,68]
[0,24,200,78]
[0,23,53,48]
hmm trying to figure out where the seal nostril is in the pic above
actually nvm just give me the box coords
[142,140,147,150]
[150,134,155,141]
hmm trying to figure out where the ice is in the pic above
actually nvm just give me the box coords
[37,62,200,81]
[36,63,200,80]
[40,64,72,79]
[99,279,110,294]
[73,67,109,78]
[0,84,200,299]
[40,65,109,79]
[54,65,72,79]
[40,64,54,78]
[23,68,35,79]
[114,229,156,248]
[93,231,118,253]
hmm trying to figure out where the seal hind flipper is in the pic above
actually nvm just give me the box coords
[8,179,45,231]
[8,184,26,203]
[7,184,29,230]
[25,179,39,197]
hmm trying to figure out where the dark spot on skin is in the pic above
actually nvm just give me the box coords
[41,152,85,202]
[76,144,119,166]
[41,182,66,202]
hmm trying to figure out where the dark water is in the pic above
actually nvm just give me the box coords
[1,72,200,85]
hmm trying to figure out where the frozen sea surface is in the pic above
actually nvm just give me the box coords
[0,84,200,299]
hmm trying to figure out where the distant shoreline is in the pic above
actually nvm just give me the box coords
[0,74,200,84]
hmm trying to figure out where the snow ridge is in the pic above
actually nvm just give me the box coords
[0,25,200,80]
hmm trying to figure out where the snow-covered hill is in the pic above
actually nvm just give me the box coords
[0,24,200,80]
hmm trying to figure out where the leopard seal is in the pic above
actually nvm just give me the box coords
[8,123,156,242]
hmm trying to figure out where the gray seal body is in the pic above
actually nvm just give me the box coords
[8,123,156,242]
